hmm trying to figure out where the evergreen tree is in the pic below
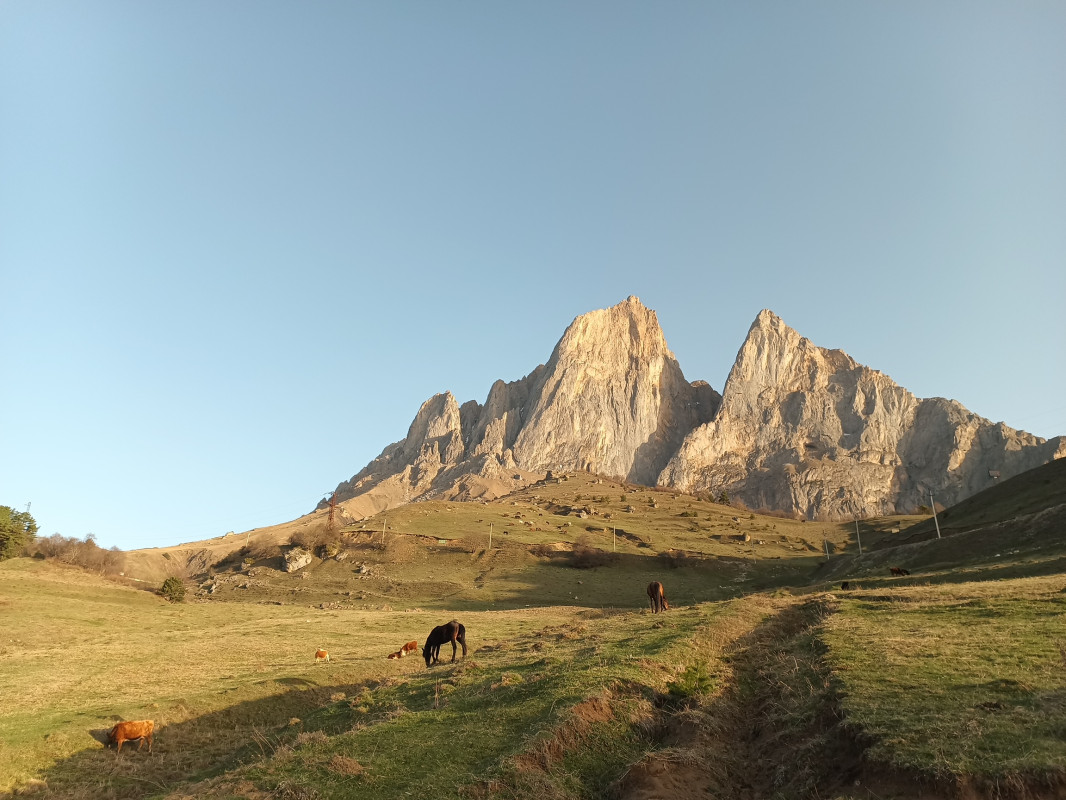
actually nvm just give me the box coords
[0,506,38,560]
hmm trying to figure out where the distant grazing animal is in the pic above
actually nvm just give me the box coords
[315,648,330,662]
[387,641,419,660]
[889,567,910,577]
[647,581,669,614]
[423,621,467,667]
[108,720,154,754]
[841,581,851,591]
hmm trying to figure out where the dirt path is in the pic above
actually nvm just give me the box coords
[614,597,947,800]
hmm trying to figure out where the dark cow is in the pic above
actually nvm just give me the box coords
[840,581,851,591]
[647,581,669,614]
[889,567,910,577]
[423,621,467,667]
[108,720,154,754]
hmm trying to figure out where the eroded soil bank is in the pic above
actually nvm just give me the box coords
[612,598,1062,800]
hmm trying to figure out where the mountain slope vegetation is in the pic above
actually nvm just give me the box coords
[2,463,1064,798]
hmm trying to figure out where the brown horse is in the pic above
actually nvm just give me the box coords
[647,581,669,613]
[423,621,467,667]
[890,567,910,577]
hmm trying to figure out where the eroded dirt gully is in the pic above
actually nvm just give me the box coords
[613,596,947,800]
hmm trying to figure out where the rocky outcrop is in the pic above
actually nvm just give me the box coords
[322,301,1063,522]
[510,297,719,484]
[323,297,719,512]
[658,310,1065,518]
[284,547,313,573]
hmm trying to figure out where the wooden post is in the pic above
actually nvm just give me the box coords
[488,523,492,550]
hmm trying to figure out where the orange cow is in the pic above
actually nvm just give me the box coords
[387,641,419,659]
[108,720,154,754]
[315,648,330,662]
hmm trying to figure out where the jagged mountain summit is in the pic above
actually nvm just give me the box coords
[323,298,1063,522]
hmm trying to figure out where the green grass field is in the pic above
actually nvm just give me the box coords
[3,466,1065,798]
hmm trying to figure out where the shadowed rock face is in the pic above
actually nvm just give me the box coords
[323,301,1063,521]
[658,310,1065,519]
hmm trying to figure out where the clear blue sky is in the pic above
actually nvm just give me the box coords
[3,2,1064,552]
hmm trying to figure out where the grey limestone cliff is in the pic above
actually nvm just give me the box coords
[324,297,719,513]
[323,301,1063,521]
[658,310,1065,519]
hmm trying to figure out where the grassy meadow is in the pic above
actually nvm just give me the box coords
[3,467,1065,798]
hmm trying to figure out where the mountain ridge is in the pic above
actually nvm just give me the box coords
[322,297,1063,521]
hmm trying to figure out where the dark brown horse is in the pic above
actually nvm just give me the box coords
[423,620,467,667]
[647,581,669,613]
[889,567,910,577]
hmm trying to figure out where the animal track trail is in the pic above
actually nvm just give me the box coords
[615,598,869,800]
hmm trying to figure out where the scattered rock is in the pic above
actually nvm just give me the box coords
[284,548,313,573]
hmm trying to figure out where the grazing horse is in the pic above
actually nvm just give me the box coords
[423,621,467,667]
[889,567,910,577]
[647,581,669,614]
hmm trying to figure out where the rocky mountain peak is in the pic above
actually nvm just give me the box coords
[660,309,1063,519]
[323,301,1062,523]
[512,297,717,484]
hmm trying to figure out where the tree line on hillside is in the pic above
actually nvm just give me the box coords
[0,505,125,574]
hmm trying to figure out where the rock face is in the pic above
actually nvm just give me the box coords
[325,297,719,513]
[658,310,1065,518]
[284,548,313,573]
[323,300,1063,521]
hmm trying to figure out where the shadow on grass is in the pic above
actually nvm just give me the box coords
[5,607,707,799]
[0,675,394,799]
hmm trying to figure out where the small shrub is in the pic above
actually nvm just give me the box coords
[244,539,280,561]
[160,577,186,603]
[658,550,690,569]
[667,663,716,700]
[529,543,557,558]
[571,536,615,569]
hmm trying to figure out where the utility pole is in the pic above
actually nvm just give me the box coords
[855,518,862,555]
[823,531,830,560]
[327,491,338,532]
[930,492,941,539]
[488,523,492,550]
[381,515,387,545]
[613,527,617,553]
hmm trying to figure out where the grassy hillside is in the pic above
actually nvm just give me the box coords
[4,465,1065,798]
[153,472,928,612]
[5,557,1064,799]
